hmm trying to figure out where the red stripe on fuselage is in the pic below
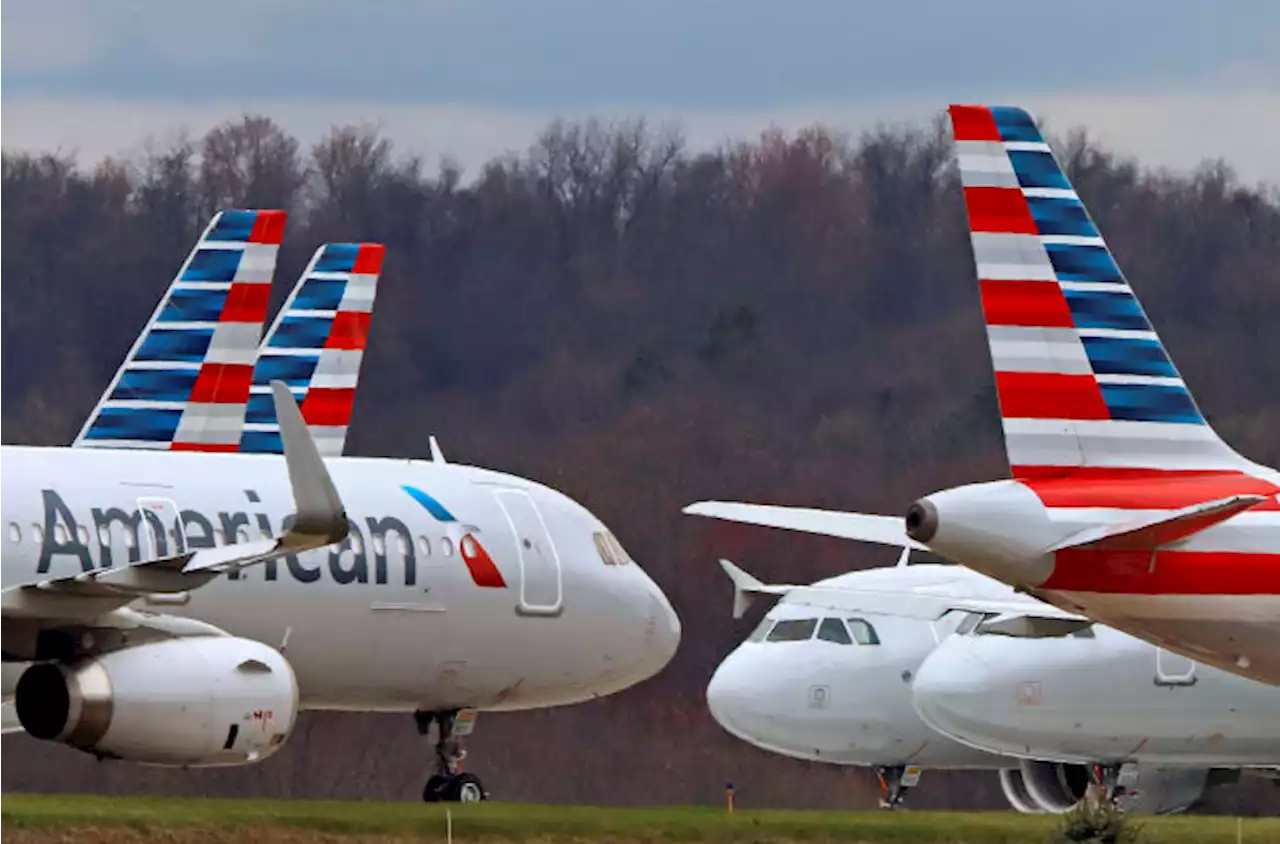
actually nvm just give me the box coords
[949,105,1001,142]
[1020,469,1280,510]
[980,278,1075,328]
[963,187,1038,234]
[995,372,1110,420]
[1044,548,1280,595]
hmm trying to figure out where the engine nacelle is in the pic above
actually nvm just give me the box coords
[1004,761,1208,815]
[14,636,298,767]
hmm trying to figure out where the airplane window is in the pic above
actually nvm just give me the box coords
[440,537,454,558]
[592,532,617,566]
[98,526,111,546]
[1070,627,1096,639]
[32,524,45,544]
[213,528,226,546]
[817,617,853,645]
[351,532,364,554]
[418,536,432,557]
[606,532,632,565]
[766,618,818,642]
[8,523,20,544]
[747,616,774,642]
[76,525,90,546]
[954,612,987,636]
[54,524,69,544]
[372,533,387,556]
[236,527,251,544]
[846,618,881,645]
[395,534,410,556]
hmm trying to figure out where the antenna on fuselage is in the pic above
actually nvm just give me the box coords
[895,546,911,567]
[429,435,447,464]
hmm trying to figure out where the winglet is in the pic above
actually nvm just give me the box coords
[272,380,349,545]
[718,559,793,619]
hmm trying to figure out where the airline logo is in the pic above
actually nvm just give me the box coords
[76,209,286,452]
[948,105,1247,477]
[241,242,385,456]
[402,486,508,589]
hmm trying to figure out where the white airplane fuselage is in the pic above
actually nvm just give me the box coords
[1,445,681,713]
[912,621,1280,768]
[706,565,1017,769]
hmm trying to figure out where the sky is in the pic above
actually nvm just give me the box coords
[4,0,1279,183]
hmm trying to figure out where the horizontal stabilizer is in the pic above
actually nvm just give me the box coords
[684,502,927,550]
[1048,494,1268,552]
[718,559,796,619]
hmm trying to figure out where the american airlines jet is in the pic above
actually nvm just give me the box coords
[706,556,1278,813]
[2,210,681,804]
[687,104,1280,688]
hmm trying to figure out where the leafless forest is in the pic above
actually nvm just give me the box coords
[2,113,1278,812]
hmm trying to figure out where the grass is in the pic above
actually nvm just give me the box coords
[2,794,1277,843]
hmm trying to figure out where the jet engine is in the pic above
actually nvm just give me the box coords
[14,636,298,766]
[1001,761,1210,815]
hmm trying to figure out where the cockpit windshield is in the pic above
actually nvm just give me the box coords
[750,616,881,645]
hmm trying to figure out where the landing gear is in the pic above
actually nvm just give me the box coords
[876,765,922,809]
[415,709,487,803]
[1089,763,1139,807]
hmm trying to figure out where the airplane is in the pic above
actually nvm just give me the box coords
[910,611,1280,811]
[3,210,681,804]
[707,555,1270,813]
[705,559,1020,809]
[686,104,1280,688]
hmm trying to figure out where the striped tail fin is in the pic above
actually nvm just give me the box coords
[73,209,286,451]
[240,243,385,456]
[947,105,1252,478]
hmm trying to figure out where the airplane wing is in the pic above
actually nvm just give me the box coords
[718,558,1088,630]
[2,382,349,621]
[684,502,928,550]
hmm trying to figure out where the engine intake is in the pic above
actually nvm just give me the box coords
[15,636,298,766]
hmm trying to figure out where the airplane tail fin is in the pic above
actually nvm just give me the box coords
[240,243,385,456]
[73,209,286,451]
[947,105,1252,478]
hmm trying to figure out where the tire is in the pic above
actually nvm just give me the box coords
[422,774,448,803]
[441,773,486,803]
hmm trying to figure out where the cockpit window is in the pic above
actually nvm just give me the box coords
[747,616,774,642]
[605,532,633,565]
[817,617,853,645]
[592,532,618,566]
[765,618,818,642]
[954,612,988,636]
[846,618,881,645]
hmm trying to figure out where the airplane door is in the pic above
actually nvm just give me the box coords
[1155,648,1197,687]
[137,497,187,559]
[492,489,563,617]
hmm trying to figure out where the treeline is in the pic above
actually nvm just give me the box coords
[2,114,1278,812]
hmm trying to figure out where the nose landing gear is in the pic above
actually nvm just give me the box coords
[876,765,922,809]
[415,709,487,803]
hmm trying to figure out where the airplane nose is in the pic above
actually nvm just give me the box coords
[910,646,996,744]
[705,650,758,737]
[646,580,681,668]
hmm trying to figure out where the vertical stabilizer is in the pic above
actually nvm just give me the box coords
[74,209,286,451]
[240,243,385,456]
[947,105,1251,478]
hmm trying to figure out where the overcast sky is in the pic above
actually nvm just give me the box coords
[5,0,1279,183]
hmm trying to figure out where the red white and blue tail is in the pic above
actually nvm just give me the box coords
[240,243,385,456]
[73,209,286,451]
[947,105,1254,478]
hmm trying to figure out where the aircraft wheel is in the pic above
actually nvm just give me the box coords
[442,772,487,802]
[422,774,448,802]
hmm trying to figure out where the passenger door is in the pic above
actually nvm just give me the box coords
[492,489,563,616]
